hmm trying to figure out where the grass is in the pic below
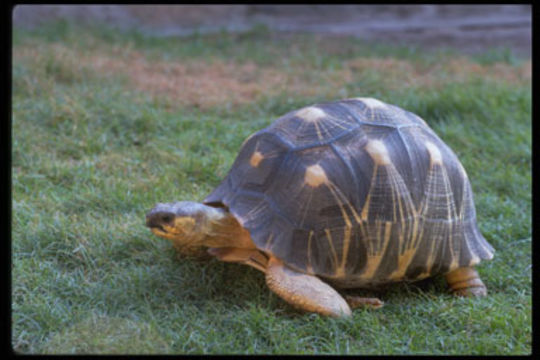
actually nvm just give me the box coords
[12,21,531,355]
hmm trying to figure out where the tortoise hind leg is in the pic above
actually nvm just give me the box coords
[445,267,487,297]
[265,256,352,317]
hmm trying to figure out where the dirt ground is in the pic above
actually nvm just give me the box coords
[13,39,531,110]
[13,5,531,57]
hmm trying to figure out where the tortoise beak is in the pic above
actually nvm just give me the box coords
[145,205,175,230]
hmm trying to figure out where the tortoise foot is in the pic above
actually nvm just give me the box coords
[266,257,352,317]
[452,286,487,297]
[345,295,384,309]
[445,267,488,297]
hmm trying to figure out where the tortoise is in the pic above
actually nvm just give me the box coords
[145,97,494,317]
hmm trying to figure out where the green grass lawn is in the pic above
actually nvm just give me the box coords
[12,21,531,355]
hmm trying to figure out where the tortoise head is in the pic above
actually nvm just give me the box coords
[146,200,249,255]
[145,201,214,246]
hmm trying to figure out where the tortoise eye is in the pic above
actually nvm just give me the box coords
[160,214,174,224]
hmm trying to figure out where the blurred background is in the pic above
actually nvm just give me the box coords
[13,4,531,57]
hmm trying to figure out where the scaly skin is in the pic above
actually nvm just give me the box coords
[445,267,488,297]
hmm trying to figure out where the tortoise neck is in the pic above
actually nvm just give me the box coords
[200,206,255,249]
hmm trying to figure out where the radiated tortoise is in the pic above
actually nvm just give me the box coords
[145,97,495,317]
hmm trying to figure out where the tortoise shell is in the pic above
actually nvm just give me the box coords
[204,97,494,288]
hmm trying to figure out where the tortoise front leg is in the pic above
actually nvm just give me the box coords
[344,295,384,309]
[207,247,268,273]
[265,256,352,317]
[445,267,487,297]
